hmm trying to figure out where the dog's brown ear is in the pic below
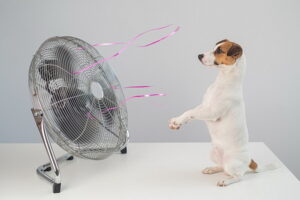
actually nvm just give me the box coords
[216,39,229,45]
[227,44,243,58]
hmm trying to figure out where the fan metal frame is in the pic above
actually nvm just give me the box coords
[29,36,129,193]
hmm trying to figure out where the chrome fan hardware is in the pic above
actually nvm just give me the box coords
[29,36,129,193]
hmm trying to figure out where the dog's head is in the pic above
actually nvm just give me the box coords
[198,39,243,68]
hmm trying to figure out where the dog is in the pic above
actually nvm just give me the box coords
[169,39,274,186]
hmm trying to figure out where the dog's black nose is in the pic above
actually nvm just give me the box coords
[198,54,204,61]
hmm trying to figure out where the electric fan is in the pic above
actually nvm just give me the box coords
[28,36,129,193]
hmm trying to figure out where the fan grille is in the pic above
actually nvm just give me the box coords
[29,36,128,159]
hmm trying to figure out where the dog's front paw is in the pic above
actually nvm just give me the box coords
[168,117,182,130]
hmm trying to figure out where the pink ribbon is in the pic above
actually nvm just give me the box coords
[77,42,127,50]
[111,85,153,89]
[86,112,96,120]
[86,93,166,119]
[102,93,166,112]
[73,24,180,74]
[124,85,152,88]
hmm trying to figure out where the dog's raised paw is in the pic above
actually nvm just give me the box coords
[168,118,181,130]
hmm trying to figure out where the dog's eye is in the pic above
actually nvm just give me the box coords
[215,47,223,54]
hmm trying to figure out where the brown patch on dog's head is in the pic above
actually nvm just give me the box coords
[214,40,243,66]
[216,39,229,45]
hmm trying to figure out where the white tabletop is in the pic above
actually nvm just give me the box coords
[0,143,299,200]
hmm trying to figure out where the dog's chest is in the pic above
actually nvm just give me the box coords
[202,83,223,106]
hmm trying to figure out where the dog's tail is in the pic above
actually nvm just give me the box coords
[249,159,277,173]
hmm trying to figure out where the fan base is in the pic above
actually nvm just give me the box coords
[53,183,61,193]
[121,147,127,154]
[36,154,74,193]
[33,105,128,193]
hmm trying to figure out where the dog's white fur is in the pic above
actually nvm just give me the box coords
[169,43,252,186]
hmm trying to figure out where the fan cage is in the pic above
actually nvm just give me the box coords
[29,36,128,160]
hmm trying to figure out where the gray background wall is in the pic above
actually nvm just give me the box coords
[0,0,299,179]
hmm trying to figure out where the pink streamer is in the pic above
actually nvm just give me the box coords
[86,112,96,120]
[124,85,153,88]
[73,24,180,74]
[111,85,153,89]
[77,42,127,50]
[102,93,166,112]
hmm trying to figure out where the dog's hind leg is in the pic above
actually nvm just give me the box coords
[217,176,242,187]
[218,158,248,186]
[202,147,223,174]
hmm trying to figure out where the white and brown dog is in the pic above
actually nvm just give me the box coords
[169,39,274,186]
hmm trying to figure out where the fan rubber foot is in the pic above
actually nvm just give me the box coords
[121,147,127,154]
[67,155,74,160]
[53,183,61,193]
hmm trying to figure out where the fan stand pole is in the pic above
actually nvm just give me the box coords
[120,131,129,154]
[31,108,73,193]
